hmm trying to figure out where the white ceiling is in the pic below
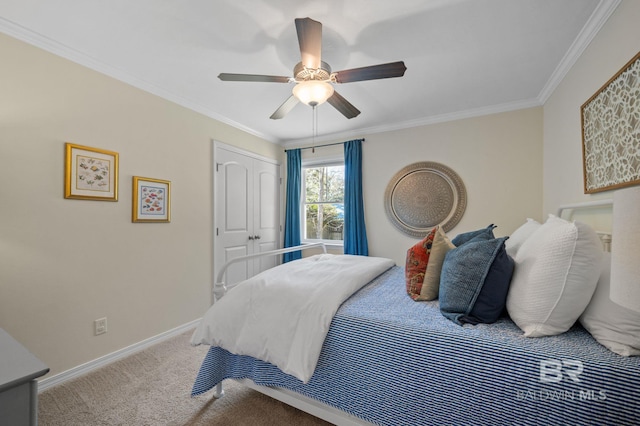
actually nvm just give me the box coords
[0,0,620,145]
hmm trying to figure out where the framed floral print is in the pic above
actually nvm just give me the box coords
[132,176,171,223]
[64,143,119,201]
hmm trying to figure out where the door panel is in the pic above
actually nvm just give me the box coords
[222,245,249,287]
[215,148,253,285]
[253,161,280,275]
[255,240,278,273]
[214,143,280,301]
[258,172,275,229]
[224,162,249,232]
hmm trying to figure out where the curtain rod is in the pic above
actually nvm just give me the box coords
[284,138,365,152]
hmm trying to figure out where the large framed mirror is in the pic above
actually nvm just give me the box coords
[384,162,466,237]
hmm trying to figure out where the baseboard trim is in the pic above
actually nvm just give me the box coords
[38,319,200,392]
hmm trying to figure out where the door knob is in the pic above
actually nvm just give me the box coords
[254,235,261,240]
[248,236,254,240]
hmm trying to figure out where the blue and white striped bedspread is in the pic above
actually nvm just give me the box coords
[192,266,640,426]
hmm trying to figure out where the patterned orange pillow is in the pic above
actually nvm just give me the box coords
[405,227,438,300]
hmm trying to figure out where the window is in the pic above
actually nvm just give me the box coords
[302,163,344,243]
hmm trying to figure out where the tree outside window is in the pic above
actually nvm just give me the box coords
[303,165,344,242]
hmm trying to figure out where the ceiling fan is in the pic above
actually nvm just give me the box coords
[218,17,407,120]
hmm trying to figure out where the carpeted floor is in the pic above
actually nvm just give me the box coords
[38,331,332,425]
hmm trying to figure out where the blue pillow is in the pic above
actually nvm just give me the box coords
[451,224,496,246]
[439,236,514,325]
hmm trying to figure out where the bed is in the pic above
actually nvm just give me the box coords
[190,201,640,426]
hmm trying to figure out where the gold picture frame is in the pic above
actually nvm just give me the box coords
[132,176,171,223]
[64,143,119,201]
[581,51,640,193]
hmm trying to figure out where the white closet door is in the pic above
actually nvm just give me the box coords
[214,143,280,293]
[253,159,280,274]
[215,147,253,287]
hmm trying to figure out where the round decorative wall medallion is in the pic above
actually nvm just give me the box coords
[384,162,467,237]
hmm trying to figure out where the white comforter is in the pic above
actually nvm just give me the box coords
[191,254,394,383]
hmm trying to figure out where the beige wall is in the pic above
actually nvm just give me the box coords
[0,33,282,376]
[362,108,543,266]
[295,107,543,265]
[543,0,638,224]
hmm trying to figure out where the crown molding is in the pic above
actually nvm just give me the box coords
[1,0,620,146]
[537,0,622,103]
[279,97,542,147]
[0,16,278,144]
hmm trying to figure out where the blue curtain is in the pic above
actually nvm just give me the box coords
[344,139,369,256]
[283,149,302,263]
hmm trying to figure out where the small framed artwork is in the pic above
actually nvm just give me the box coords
[64,143,119,201]
[581,50,640,193]
[132,176,171,223]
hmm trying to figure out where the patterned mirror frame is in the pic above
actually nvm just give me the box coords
[384,161,466,238]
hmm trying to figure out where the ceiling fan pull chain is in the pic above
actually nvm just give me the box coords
[312,105,317,153]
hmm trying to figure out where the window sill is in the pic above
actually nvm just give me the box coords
[302,241,344,249]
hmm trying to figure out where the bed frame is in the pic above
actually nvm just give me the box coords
[207,201,614,426]
[556,199,613,251]
[213,242,328,302]
[210,241,368,426]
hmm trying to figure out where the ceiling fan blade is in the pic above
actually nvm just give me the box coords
[327,91,361,119]
[295,17,322,69]
[333,61,407,83]
[218,73,291,83]
[270,95,300,120]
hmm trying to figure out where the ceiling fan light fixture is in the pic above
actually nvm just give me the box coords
[219,18,405,120]
[292,80,334,106]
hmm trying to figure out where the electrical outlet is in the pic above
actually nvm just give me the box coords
[94,317,107,336]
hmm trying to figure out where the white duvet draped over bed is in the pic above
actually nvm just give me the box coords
[191,254,394,383]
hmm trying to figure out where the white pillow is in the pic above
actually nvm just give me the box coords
[505,218,541,258]
[580,252,640,356]
[506,215,603,337]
